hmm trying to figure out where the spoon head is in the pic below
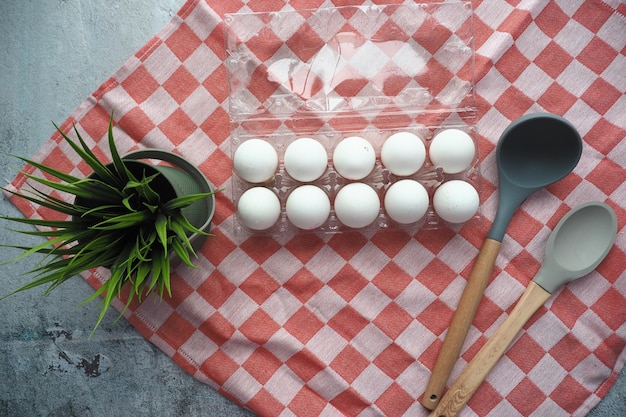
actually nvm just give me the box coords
[488,113,583,241]
[497,113,582,189]
[534,202,618,294]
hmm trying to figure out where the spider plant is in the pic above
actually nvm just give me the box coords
[1,116,217,334]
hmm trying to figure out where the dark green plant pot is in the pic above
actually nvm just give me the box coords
[75,149,216,259]
[124,150,216,248]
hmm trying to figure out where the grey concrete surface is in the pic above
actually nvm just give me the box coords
[0,1,255,416]
[0,1,624,416]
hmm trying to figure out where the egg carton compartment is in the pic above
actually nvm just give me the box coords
[224,2,475,121]
[232,125,481,236]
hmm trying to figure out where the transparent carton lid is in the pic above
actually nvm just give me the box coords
[224,2,475,123]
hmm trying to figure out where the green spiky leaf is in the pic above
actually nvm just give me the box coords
[1,112,218,336]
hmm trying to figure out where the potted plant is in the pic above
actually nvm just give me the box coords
[1,115,217,334]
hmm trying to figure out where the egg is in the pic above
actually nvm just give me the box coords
[284,138,328,182]
[381,131,426,176]
[334,183,380,228]
[384,180,429,224]
[332,136,376,180]
[233,139,278,183]
[429,129,475,174]
[286,185,331,230]
[237,187,281,230]
[433,180,479,224]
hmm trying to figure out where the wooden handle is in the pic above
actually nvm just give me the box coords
[422,238,502,410]
[428,282,552,417]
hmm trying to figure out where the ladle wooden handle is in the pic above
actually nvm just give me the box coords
[428,282,552,417]
[422,238,501,410]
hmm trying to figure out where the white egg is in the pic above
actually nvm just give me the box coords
[332,136,376,180]
[233,139,278,183]
[429,129,476,174]
[284,138,328,182]
[237,187,281,231]
[381,131,426,176]
[286,185,331,230]
[334,183,380,228]
[384,180,429,224]
[433,180,479,224]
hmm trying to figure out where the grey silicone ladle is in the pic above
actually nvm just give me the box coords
[489,113,583,241]
[429,201,618,417]
[423,113,583,410]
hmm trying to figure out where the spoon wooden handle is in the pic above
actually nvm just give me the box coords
[422,238,501,410]
[428,282,552,417]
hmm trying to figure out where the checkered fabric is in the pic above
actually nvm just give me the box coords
[6,1,626,416]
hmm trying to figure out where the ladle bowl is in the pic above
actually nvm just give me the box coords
[422,113,583,410]
[491,113,583,241]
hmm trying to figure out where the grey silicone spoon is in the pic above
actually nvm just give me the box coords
[429,201,618,417]
[423,113,583,409]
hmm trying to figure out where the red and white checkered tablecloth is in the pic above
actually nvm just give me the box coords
[6,1,626,416]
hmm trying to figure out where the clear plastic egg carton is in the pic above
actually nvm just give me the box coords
[224,2,479,235]
[231,124,480,235]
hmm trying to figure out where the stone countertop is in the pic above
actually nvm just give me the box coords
[0,1,254,416]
